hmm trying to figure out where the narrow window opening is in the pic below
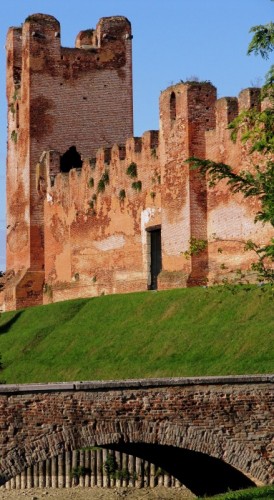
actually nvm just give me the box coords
[16,103,19,129]
[170,92,176,121]
[147,226,162,290]
[60,146,83,173]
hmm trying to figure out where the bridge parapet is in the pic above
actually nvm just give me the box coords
[1,374,273,393]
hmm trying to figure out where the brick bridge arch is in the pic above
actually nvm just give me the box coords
[0,375,273,496]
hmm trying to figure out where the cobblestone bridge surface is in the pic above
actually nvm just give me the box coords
[0,375,273,496]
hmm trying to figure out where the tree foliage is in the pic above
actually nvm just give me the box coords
[247,21,274,59]
[187,12,274,282]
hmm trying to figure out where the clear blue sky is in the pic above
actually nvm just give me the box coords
[0,0,272,270]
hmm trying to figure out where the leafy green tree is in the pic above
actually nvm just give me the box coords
[188,14,274,282]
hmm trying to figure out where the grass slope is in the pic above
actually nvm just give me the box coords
[0,285,273,383]
[198,485,274,499]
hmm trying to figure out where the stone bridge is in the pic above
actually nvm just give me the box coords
[0,375,273,496]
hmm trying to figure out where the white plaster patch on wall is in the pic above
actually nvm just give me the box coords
[93,235,125,252]
[140,207,162,282]
[114,270,146,281]
[22,159,30,187]
[208,202,268,241]
[162,205,190,256]
[24,205,30,223]
[141,207,162,243]
[55,243,71,282]
[141,208,155,245]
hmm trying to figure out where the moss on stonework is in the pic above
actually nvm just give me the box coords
[131,180,142,192]
[11,130,18,143]
[126,162,137,178]
[119,189,126,201]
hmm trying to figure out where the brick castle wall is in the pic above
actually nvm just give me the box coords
[39,83,273,307]
[3,14,273,310]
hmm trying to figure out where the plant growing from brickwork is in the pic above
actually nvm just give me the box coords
[244,239,274,282]
[150,191,156,200]
[103,453,118,479]
[9,102,16,116]
[11,130,17,143]
[97,170,110,194]
[152,170,161,185]
[88,199,96,216]
[117,468,136,481]
[103,453,135,481]
[131,180,142,192]
[9,89,20,116]
[220,263,228,270]
[97,179,106,193]
[88,177,94,188]
[180,77,212,85]
[155,466,168,478]
[89,192,97,209]
[183,237,208,259]
[89,158,96,169]
[70,465,90,481]
[151,148,158,159]
[119,189,126,201]
[101,169,109,185]
[187,13,274,282]
[126,162,137,178]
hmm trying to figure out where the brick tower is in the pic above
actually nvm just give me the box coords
[5,14,133,309]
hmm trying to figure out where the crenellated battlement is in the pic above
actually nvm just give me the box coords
[7,14,132,88]
[39,129,161,217]
[159,82,263,137]
[3,14,273,310]
[37,84,262,206]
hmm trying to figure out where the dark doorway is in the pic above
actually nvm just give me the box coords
[149,227,162,290]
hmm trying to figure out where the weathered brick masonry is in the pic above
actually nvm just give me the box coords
[3,13,273,310]
[0,376,273,494]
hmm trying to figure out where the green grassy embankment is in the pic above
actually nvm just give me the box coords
[0,284,273,383]
[198,485,274,499]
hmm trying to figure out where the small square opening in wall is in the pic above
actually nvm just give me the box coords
[60,146,83,173]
